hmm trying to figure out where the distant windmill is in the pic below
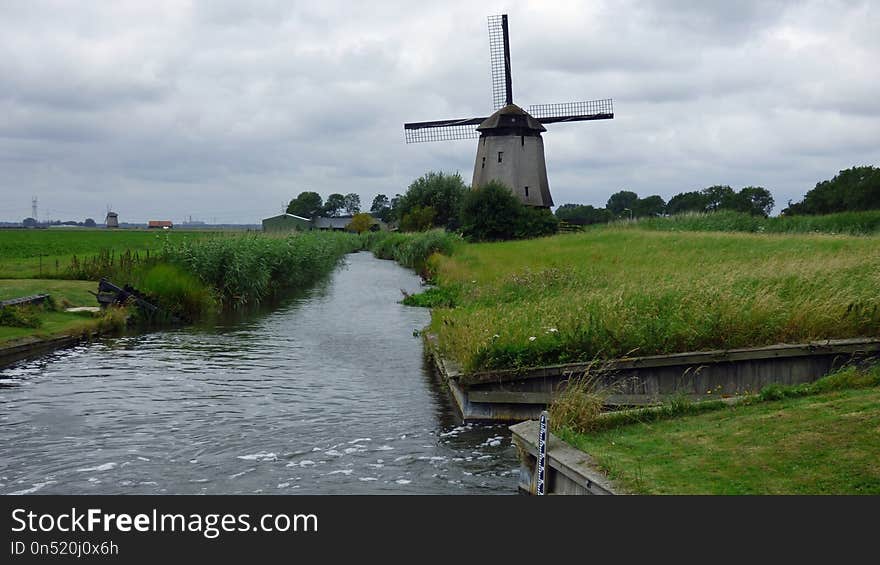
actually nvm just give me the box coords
[404,14,614,208]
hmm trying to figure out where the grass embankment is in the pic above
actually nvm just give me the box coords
[553,366,880,494]
[0,280,112,346]
[626,209,880,236]
[420,227,880,371]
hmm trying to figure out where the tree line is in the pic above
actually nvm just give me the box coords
[555,165,880,226]
[286,171,557,241]
[284,164,878,239]
[557,185,775,226]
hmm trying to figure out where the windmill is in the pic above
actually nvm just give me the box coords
[404,14,614,208]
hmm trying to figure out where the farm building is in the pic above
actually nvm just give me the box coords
[148,220,173,229]
[262,213,386,233]
[262,213,313,232]
[315,215,385,232]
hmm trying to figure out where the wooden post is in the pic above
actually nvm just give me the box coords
[537,410,548,495]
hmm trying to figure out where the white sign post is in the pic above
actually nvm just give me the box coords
[537,410,548,495]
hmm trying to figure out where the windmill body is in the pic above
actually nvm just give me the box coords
[472,104,552,207]
[404,14,613,209]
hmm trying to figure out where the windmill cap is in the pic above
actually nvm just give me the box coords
[477,103,546,132]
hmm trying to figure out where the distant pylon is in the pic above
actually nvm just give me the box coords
[31,196,37,221]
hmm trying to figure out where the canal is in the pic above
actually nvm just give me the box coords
[0,252,519,494]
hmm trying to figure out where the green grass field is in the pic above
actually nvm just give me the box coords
[0,228,205,278]
[425,227,880,371]
[557,368,880,494]
[0,279,96,306]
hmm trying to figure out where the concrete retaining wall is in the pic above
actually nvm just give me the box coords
[430,336,880,422]
[509,420,617,495]
[0,334,89,370]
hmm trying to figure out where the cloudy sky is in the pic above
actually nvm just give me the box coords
[1,0,878,223]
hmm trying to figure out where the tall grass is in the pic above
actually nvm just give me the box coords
[162,231,360,307]
[427,227,880,371]
[361,230,462,276]
[134,263,217,322]
[629,210,880,236]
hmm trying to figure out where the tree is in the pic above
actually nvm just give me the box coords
[397,171,468,229]
[370,194,389,213]
[460,181,557,241]
[346,212,374,234]
[400,206,435,232]
[634,195,667,217]
[22,217,37,228]
[388,194,402,222]
[322,193,346,217]
[666,191,709,215]
[783,166,880,215]
[555,204,613,225]
[83,218,97,228]
[287,191,323,218]
[370,194,393,223]
[701,185,737,212]
[735,186,774,217]
[343,193,361,215]
[606,190,639,216]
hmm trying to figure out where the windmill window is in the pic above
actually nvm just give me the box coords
[497,151,503,163]
[521,136,525,147]
[481,157,486,169]
[524,186,529,197]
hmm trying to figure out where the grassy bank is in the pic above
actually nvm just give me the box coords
[625,209,880,236]
[554,365,880,494]
[421,227,880,371]
[0,279,126,346]
[1,230,361,346]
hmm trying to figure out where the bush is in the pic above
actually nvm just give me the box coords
[515,206,560,239]
[0,306,41,328]
[400,206,435,232]
[396,171,467,229]
[460,181,559,241]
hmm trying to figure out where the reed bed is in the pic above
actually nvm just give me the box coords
[161,231,360,308]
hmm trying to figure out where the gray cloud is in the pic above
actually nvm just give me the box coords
[0,0,878,223]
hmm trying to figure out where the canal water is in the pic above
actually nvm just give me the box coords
[0,252,519,494]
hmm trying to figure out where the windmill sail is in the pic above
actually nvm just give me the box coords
[403,117,484,143]
[529,99,614,124]
[488,14,512,110]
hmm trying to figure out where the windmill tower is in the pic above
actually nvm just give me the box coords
[404,14,614,208]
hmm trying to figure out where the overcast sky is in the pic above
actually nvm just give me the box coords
[1,0,878,223]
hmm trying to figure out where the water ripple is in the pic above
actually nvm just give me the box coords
[0,252,518,494]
